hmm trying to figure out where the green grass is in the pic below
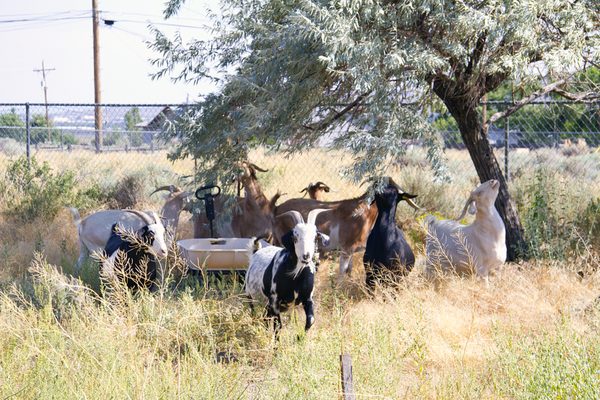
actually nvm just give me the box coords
[0,147,599,398]
[0,256,598,399]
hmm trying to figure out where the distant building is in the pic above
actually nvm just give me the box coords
[135,106,178,145]
[136,106,177,131]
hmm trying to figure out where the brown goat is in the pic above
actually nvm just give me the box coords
[231,162,282,239]
[274,193,378,278]
[300,181,331,201]
[192,162,281,240]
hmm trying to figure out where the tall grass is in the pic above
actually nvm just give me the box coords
[0,147,599,398]
[0,256,598,399]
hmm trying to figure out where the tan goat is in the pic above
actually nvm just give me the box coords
[192,162,282,240]
[300,181,332,201]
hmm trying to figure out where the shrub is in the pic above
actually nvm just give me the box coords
[561,138,589,157]
[0,137,24,156]
[107,175,145,209]
[0,157,106,221]
[575,197,600,249]
[523,170,574,259]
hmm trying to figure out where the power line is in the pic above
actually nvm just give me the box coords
[109,25,151,41]
[100,10,210,24]
[0,20,84,34]
[0,15,90,24]
[0,10,89,18]
[103,18,209,30]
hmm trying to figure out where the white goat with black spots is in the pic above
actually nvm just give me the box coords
[245,209,329,332]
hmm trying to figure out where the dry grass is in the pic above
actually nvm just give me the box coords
[0,256,598,399]
[0,147,599,398]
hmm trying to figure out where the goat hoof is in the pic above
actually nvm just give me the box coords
[305,316,315,331]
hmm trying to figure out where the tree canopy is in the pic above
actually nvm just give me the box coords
[151,0,598,259]
[152,0,597,176]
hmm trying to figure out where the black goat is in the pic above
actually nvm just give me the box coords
[363,180,418,288]
[102,210,168,290]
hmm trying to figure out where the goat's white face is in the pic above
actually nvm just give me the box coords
[290,223,331,266]
[292,223,318,266]
[147,221,168,258]
[471,179,500,210]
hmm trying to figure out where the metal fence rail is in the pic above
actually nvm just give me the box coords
[0,101,598,189]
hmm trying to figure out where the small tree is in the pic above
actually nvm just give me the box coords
[151,0,598,260]
[124,107,143,147]
[0,109,25,141]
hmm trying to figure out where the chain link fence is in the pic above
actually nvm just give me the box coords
[0,100,598,198]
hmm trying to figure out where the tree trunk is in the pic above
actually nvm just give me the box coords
[443,98,528,261]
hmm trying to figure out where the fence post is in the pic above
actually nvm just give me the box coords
[340,353,356,400]
[25,103,31,167]
[504,114,510,182]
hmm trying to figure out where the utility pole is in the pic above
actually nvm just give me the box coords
[33,60,55,142]
[92,0,102,152]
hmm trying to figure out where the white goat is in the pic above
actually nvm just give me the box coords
[71,185,191,270]
[425,179,506,279]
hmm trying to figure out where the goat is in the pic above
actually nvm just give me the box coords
[363,179,418,288]
[300,181,331,201]
[102,210,168,290]
[245,209,329,332]
[71,185,191,270]
[191,162,282,240]
[274,184,420,279]
[425,179,506,279]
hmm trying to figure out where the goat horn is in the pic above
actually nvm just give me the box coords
[307,208,328,226]
[359,177,375,187]
[151,185,179,196]
[150,211,161,225]
[299,187,309,195]
[317,182,331,192]
[387,177,421,211]
[455,196,474,221]
[249,163,268,172]
[404,197,421,211]
[276,210,304,225]
[124,209,154,225]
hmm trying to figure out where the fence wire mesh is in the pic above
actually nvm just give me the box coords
[0,100,598,200]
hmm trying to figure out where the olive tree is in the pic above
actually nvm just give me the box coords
[151,0,598,260]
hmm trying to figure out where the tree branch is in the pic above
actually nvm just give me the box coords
[485,79,566,127]
[303,91,371,131]
[465,31,487,78]
[550,88,599,102]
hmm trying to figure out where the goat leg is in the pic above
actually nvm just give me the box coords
[266,301,282,336]
[302,300,315,331]
[338,252,353,277]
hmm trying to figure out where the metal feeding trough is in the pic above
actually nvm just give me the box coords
[177,184,269,279]
[177,238,253,271]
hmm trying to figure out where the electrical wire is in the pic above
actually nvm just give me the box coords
[107,18,209,30]
[0,18,87,34]
[0,10,89,18]
[0,15,90,24]
[109,25,151,41]
[100,10,210,24]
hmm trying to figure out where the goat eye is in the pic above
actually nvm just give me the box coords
[293,236,298,243]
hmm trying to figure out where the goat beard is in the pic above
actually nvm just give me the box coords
[288,261,316,279]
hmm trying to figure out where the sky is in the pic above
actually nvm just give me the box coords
[0,0,218,104]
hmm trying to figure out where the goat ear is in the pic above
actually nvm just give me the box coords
[468,201,477,215]
[400,192,418,200]
[281,231,295,252]
[317,232,330,247]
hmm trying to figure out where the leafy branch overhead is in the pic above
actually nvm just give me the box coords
[150,0,598,186]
